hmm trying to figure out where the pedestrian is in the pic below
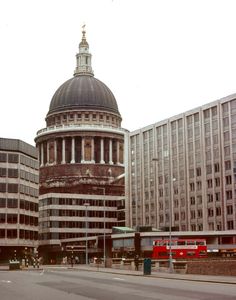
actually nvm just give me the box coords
[134,255,139,271]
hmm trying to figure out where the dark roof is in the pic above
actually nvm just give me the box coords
[48,75,120,116]
[0,138,38,159]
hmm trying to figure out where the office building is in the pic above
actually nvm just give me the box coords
[127,94,236,233]
[0,138,39,262]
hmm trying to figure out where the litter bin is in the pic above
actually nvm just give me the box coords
[143,258,151,275]
[9,260,20,270]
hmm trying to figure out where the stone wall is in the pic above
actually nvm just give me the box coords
[186,260,236,276]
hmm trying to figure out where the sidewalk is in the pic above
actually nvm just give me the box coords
[44,264,236,285]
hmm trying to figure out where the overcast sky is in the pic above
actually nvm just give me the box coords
[1,0,236,145]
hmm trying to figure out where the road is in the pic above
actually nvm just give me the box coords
[0,268,236,300]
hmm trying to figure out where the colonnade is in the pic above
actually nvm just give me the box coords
[39,135,124,167]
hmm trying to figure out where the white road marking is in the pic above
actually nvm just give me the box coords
[113,277,124,281]
[1,280,12,283]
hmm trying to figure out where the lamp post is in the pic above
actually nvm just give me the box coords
[169,177,176,273]
[92,187,106,267]
[71,246,74,267]
[84,203,90,264]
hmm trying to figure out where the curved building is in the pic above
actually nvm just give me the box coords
[35,29,127,263]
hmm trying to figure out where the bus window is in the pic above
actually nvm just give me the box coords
[196,240,205,246]
[177,240,186,246]
[187,240,195,245]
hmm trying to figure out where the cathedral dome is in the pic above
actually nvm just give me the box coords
[48,75,120,116]
[47,27,120,117]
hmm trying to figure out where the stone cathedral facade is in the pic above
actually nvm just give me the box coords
[35,29,127,262]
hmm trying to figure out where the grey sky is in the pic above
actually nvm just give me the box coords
[1,0,236,145]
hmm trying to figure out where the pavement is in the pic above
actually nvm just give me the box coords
[1,263,236,284]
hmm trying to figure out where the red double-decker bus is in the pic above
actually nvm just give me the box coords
[152,238,207,259]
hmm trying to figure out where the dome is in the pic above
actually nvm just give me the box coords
[47,75,121,116]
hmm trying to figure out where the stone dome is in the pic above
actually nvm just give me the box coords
[47,75,121,116]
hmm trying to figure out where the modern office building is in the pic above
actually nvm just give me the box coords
[35,28,127,263]
[0,138,39,262]
[127,94,236,234]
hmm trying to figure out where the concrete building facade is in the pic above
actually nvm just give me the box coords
[127,94,236,236]
[0,138,39,262]
[35,28,127,263]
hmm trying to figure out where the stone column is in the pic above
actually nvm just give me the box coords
[71,137,75,163]
[91,137,95,163]
[116,140,120,165]
[81,137,85,163]
[62,138,66,164]
[46,141,49,165]
[109,139,113,165]
[40,143,44,167]
[100,138,105,164]
[54,139,57,164]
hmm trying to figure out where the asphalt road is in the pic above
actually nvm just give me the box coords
[0,268,236,300]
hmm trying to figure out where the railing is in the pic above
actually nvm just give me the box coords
[36,123,128,136]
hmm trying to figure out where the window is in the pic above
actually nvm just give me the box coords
[225,160,231,170]
[189,169,194,178]
[224,146,230,156]
[206,165,212,174]
[0,183,6,192]
[227,205,233,215]
[208,208,214,217]
[8,168,18,178]
[0,153,7,162]
[7,229,17,239]
[227,220,234,230]
[196,167,201,177]
[215,192,220,201]
[197,195,202,204]
[222,102,228,113]
[224,131,230,142]
[212,106,217,117]
[0,214,6,223]
[190,182,195,191]
[8,154,18,163]
[215,178,220,187]
[7,214,17,224]
[0,198,6,208]
[190,197,195,205]
[214,163,220,173]
[226,175,232,185]
[8,184,18,193]
[7,198,18,208]
[207,179,213,188]
[226,190,232,200]
[198,210,203,218]
[197,181,202,190]
[204,123,210,134]
[0,168,7,177]
[216,207,221,216]
[204,109,210,119]
[207,194,213,202]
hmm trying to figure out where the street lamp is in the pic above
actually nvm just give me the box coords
[92,187,106,267]
[71,246,74,267]
[84,202,90,264]
[169,177,176,273]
